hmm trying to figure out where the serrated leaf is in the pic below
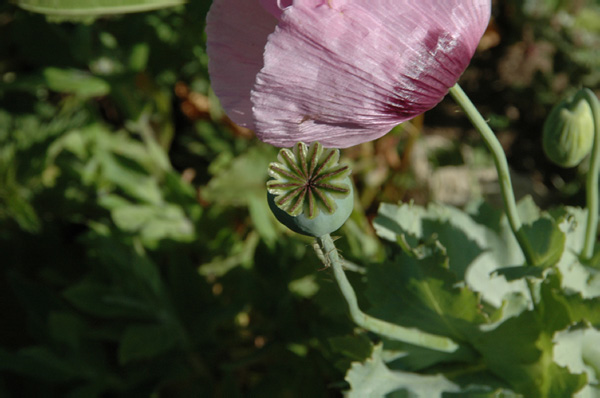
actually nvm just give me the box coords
[563,294,600,327]
[345,344,459,398]
[366,244,486,343]
[374,201,528,308]
[474,307,587,397]
[493,266,546,281]
[554,325,600,396]
[16,0,186,16]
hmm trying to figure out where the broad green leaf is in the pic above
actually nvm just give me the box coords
[110,203,195,246]
[16,0,186,16]
[198,231,260,277]
[380,337,470,372]
[328,334,373,363]
[516,195,542,225]
[366,241,487,343]
[118,323,180,364]
[474,308,587,397]
[563,294,600,327]
[374,201,529,308]
[99,152,163,205]
[548,206,600,297]
[554,326,600,398]
[519,217,566,268]
[345,344,459,398]
[43,68,110,98]
[248,194,278,247]
[201,145,276,206]
[493,265,546,281]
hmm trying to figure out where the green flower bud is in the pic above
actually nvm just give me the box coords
[543,89,594,168]
[267,142,353,237]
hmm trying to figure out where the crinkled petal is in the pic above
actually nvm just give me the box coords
[259,0,293,18]
[206,0,278,128]
[252,0,491,147]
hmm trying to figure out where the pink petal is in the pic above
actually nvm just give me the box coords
[259,0,293,19]
[206,0,278,128]
[252,0,491,147]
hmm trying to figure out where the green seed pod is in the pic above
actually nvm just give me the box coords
[267,142,354,237]
[542,89,594,168]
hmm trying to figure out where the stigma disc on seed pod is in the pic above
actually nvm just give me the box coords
[266,142,354,237]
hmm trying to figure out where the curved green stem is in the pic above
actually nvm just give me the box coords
[582,89,600,260]
[448,84,536,265]
[317,234,459,353]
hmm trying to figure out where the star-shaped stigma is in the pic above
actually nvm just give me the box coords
[267,142,351,219]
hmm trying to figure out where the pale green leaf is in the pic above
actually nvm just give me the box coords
[374,201,528,308]
[43,68,110,98]
[366,241,487,343]
[201,145,276,206]
[474,307,587,397]
[248,194,278,247]
[345,344,459,398]
[110,203,195,246]
[554,325,600,398]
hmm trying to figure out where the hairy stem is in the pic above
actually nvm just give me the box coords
[448,84,536,265]
[582,88,600,260]
[317,234,459,353]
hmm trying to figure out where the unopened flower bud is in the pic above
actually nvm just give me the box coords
[266,142,353,237]
[542,89,594,168]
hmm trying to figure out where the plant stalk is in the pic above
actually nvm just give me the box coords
[317,233,459,353]
[448,84,536,265]
[582,89,600,260]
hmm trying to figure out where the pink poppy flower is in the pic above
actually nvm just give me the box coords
[207,0,491,148]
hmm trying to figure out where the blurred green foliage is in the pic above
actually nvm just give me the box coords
[0,2,379,396]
